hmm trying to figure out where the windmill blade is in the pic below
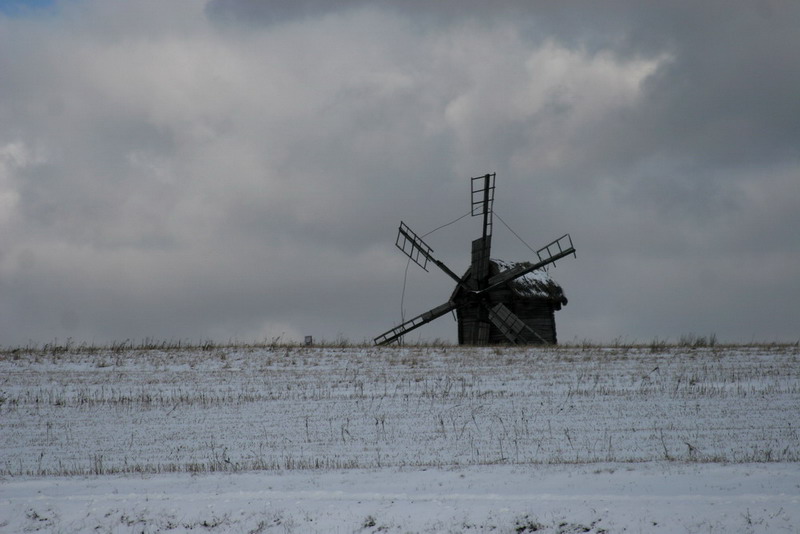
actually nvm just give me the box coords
[396,222,467,288]
[486,303,546,344]
[470,173,496,237]
[480,234,576,294]
[374,300,459,346]
[470,174,495,288]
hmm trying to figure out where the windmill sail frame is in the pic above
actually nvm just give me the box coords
[375,173,575,346]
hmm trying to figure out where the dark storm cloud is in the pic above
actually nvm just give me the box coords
[207,0,800,167]
[629,4,800,165]
[0,0,798,346]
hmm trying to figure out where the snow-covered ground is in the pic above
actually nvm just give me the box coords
[1,344,799,532]
[3,463,799,533]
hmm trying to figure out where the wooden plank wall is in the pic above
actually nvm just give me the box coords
[456,297,558,345]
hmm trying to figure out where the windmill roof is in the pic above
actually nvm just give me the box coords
[490,259,568,305]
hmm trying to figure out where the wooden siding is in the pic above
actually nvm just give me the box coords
[456,296,558,345]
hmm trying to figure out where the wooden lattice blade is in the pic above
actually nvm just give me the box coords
[374,300,458,346]
[481,234,575,294]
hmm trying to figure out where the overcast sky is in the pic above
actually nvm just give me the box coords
[1,0,798,346]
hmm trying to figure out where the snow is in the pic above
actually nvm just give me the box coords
[3,463,799,532]
[1,344,799,532]
[491,258,565,302]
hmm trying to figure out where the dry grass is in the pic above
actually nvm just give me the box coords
[2,342,798,476]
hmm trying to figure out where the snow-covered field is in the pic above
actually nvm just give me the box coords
[2,344,799,532]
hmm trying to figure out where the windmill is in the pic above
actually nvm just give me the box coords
[374,173,576,346]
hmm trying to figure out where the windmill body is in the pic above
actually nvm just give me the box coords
[374,174,575,346]
[451,259,568,344]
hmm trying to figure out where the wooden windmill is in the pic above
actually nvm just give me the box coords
[374,173,576,346]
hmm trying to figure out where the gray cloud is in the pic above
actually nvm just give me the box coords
[0,0,798,346]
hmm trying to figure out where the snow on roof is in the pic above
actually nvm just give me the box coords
[491,258,568,304]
